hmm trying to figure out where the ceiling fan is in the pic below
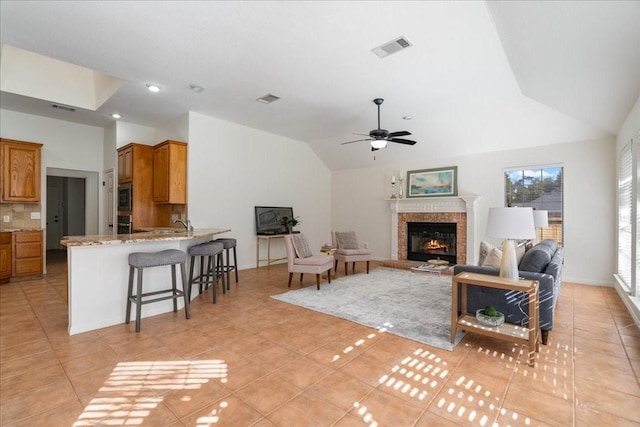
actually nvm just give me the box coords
[340,98,417,151]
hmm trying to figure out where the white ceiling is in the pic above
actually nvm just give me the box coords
[1,1,638,171]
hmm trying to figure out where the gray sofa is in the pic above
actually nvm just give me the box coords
[453,239,563,344]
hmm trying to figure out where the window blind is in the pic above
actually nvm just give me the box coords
[618,142,633,288]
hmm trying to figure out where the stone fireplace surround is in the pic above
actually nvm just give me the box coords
[387,196,479,265]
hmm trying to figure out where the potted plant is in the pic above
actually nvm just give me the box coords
[281,216,300,234]
[476,305,505,327]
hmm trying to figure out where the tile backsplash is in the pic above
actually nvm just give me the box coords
[0,203,43,230]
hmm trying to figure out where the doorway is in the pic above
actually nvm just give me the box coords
[46,176,86,250]
[45,168,99,257]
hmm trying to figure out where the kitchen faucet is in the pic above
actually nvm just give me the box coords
[173,219,193,232]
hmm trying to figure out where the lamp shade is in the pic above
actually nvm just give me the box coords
[486,207,536,239]
[533,210,549,228]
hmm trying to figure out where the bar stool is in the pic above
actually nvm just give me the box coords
[125,249,190,332]
[187,241,225,303]
[214,238,238,290]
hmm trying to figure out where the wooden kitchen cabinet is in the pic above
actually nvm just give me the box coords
[0,232,11,283]
[117,143,171,228]
[1,139,43,203]
[153,140,187,204]
[117,145,133,183]
[12,230,43,277]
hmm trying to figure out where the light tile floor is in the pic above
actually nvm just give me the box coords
[1,251,639,426]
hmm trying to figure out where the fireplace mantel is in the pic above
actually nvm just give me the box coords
[387,196,479,263]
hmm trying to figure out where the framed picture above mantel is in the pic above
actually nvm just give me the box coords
[407,166,458,198]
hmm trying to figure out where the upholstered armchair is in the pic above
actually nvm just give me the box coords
[284,234,334,290]
[331,231,371,275]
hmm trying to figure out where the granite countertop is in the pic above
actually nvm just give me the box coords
[61,228,231,247]
[0,228,44,232]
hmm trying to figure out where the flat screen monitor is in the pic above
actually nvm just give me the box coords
[254,206,293,235]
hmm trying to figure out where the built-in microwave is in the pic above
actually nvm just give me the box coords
[118,183,132,211]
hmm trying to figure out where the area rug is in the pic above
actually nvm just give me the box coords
[271,267,465,351]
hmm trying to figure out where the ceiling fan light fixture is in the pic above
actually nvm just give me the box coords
[371,139,387,149]
[146,83,161,93]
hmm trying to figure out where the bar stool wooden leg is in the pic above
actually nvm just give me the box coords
[171,265,178,313]
[232,246,238,283]
[135,268,144,333]
[181,263,190,319]
[125,266,135,325]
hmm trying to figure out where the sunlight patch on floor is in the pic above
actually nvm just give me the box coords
[74,360,227,426]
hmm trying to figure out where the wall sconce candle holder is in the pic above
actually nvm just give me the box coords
[390,175,397,199]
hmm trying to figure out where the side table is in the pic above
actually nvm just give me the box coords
[451,272,540,366]
[256,234,287,268]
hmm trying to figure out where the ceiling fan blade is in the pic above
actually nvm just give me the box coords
[388,130,411,138]
[389,138,417,145]
[340,138,372,145]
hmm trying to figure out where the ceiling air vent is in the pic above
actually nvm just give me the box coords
[51,103,76,112]
[371,36,412,59]
[256,94,281,104]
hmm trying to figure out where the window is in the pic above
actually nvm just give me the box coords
[504,165,563,246]
[617,141,635,294]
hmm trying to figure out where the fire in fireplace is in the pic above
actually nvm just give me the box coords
[407,222,457,264]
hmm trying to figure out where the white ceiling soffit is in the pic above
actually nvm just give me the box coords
[488,1,640,134]
[0,44,123,111]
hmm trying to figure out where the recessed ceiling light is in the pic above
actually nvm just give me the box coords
[189,84,204,93]
[146,83,161,92]
[403,115,413,120]
[110,113,122,119]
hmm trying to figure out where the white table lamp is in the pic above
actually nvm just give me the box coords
[533,210,548,240]
[486,207,536,281]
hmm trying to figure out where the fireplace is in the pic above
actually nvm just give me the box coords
[387,196,479,265]
[407,222,457,264]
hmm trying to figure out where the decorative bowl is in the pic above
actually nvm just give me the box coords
[476,309,505,327]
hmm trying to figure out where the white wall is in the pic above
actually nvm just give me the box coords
[188,112,332,270]
[0,109,105,235]
[0,107,620,287]
[115,121,156,148]
[156,113,189,143]
[617,96,640,152]
[332,137,616,286]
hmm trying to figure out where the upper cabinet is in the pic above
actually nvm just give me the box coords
[117,145,134,183]
[1,139,43,203]
[153,140,187,204]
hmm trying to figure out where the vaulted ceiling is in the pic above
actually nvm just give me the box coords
[1,1,638,170]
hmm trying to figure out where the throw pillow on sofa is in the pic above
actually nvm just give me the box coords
[519,239,557,272]
[481,247,502,268]
[478,240,526,266]
[478,241,495,266]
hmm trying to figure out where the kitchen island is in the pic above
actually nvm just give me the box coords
[62,228,230,335]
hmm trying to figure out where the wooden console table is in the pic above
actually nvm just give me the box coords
[256,234,288,268]
[451,272,540,367]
